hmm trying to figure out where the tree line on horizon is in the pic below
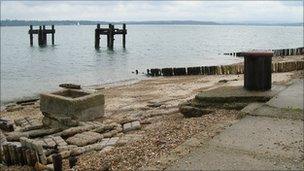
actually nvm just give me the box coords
[0,19,302,27]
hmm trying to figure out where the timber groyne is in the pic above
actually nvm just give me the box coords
[147,60,304,77]
[224,47,304,57]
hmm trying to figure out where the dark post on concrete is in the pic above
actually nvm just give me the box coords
[94,23,127,50]
[241,51,273,91]
[28,25,55,47]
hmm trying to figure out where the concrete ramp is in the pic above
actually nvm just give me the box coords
[267,79,303,110]
[167,79,304,170]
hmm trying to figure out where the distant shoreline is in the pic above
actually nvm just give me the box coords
[1,20,302,27]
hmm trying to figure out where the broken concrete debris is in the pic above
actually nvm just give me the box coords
[0,118,14,132]
[123,121,141,133]
[59,83,81,89]
[179,105,212,117]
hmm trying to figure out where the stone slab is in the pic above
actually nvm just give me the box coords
[66,131,103,146]
[123,121,141,132]
[167,145,303,170]
[195,84,286,103]
[240,102,264,114]
[267,79,303,110]
[210,116,303,160]
[249,104,303,120]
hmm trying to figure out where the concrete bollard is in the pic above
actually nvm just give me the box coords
[161,68,174,76]
[173,68,187,76]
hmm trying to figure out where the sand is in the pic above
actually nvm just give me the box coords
[0,55,303,170]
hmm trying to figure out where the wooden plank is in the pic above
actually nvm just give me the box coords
[29,30,55,34]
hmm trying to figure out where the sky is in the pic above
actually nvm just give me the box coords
[1,1,303,23]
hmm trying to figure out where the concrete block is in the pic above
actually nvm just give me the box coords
[66,131,103,146]
[40,89,105,128]
[123,121,141,133]
[123,122,132,131]
[106,137,119,146]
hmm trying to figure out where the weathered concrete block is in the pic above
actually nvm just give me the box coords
[106,137,119,147]
[123,122,131,131]
[59,83,81,89]
[0,118,14,132]
[179,105,212,117]
[66,131,103,146]
[123,121,141,133]
[40,89,105,128]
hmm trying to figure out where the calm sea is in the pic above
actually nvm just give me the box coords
[0,25,302,104]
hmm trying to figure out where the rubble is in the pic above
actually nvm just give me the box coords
[66,131,103,146]
[0,118,14,132]
[123,121,141,133]
[179,105,212,117]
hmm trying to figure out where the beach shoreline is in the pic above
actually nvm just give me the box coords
[1,55,302,109]
[1,69,302,170]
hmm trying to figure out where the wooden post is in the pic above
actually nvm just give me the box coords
[68,156,77,169]
[21,147,27,165]
[43,25,47,46]
[30,25,33,46]
[3,144,11,166]
[52,153,63,171]
[16,147,23,165]
[95,24,100,49]
[0,146,3,164]
[52,25,55,45]
[243,52,273,91]
[107,24,111,48]
[122,23,126,48]
[108,24,114,49]
[38,26,43,46]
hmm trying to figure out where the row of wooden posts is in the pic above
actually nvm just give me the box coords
[95,23,127,49]
[224,47,304,57]
[147,60,304,77]
[28,24,127,49]
[29,25,55,47]
[0,143,77,170]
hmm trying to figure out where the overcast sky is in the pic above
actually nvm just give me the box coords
[1,1,303,23]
